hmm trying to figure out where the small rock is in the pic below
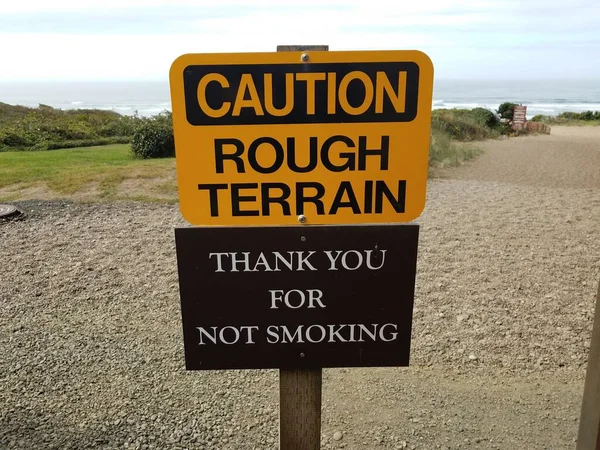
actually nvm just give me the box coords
[469,354,477,361]
[333,431,343,441]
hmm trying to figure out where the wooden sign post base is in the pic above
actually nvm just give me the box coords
[280,369,322,450]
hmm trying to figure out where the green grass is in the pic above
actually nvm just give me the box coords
[427,108,509,169]
[0,144,176,201]
[533,118,600,126]
[0,122,490,203]
[429,128,483,168]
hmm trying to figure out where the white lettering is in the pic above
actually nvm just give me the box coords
[262,323,398,345]
[357,324,378,342]
[266,325,280,343]
[269,290,285,309]
[252,253,273,272]
[323,250,343,270]
[341,250,363,270]
[327,324,348,342]
[285,289,305,309]
[306,325,327,343]
[296,251,317,271]
[273,252,295,271]
[282,325,305,343]
[365,249,387,270]
[240,326,259,344]
[379,323,398,342]
[229,252,251,272]
[208,253,228,272]
[197,326,218,345]
[219,326,240,344]
[307,289,326,308]
[348,323,356,342]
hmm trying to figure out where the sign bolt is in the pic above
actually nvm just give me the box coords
[300,353,306,358]
[298,215,307,224]
[301,53,309,62]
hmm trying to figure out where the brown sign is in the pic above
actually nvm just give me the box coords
[175,225,419,370]
[513,105,527,124]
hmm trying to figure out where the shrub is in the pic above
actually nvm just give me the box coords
[46,136,131,150]
[0,103,145,151]
[429,128,482,168]
[470,107,499,127]
[557,111,580,120]
[131,116,174,159]
[431,109,491,140]
[531,114,549,122]
[0,129,30,148]
[497,102,518,120]
[531,111,600,124]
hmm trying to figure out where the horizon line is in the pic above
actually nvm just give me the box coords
[0,77,598,83]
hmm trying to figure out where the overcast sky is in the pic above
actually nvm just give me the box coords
[0,0,598,81]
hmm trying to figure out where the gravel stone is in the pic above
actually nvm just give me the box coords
[1,128,599,449]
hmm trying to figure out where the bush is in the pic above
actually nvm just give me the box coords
[497,102,518,120]
[0,102,145,151]
[470,107,499,127]
[429,128,482,168]
[131,116,174,159]
[46,136,131,150]
[0,129,30,148]
[431,109,492,141]
[531,111,600,125]
[557,110,600,121]
[531,114,549,122]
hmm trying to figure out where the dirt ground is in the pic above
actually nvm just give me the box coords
[1,126,599,449]
[434,126,600,189]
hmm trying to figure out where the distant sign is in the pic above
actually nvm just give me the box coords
[169,51,434,226]
[513,105,527,125]
[175,225,419,370]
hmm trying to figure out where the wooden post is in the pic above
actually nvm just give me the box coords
[277,45,327,450]
[577,278,600,449]
[280,369,322,450]
[276,45,329,52]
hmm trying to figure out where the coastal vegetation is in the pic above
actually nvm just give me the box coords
[428,107,509,167]
[1,101,596,202]
[0,102,509,169]
[0,103,512,201]
[497,102,518,120]
[0,102,140,152]
[130,113,175,159]
[532,110,600,125]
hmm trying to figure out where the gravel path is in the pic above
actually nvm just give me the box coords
[436,126,600,189]
[1,127,599,449]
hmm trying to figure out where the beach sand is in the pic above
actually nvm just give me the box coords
[436,126,600,189]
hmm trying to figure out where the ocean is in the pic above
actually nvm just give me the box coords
[0,79,598,118]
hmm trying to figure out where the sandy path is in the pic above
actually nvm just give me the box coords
[437,126,600,189]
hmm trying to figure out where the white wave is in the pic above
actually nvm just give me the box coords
[432,102,488,110]
[527,103,600,110]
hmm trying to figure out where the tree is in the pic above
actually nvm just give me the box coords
[497,102,518,121]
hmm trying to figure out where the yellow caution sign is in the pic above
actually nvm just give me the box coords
[169,50,433,226]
